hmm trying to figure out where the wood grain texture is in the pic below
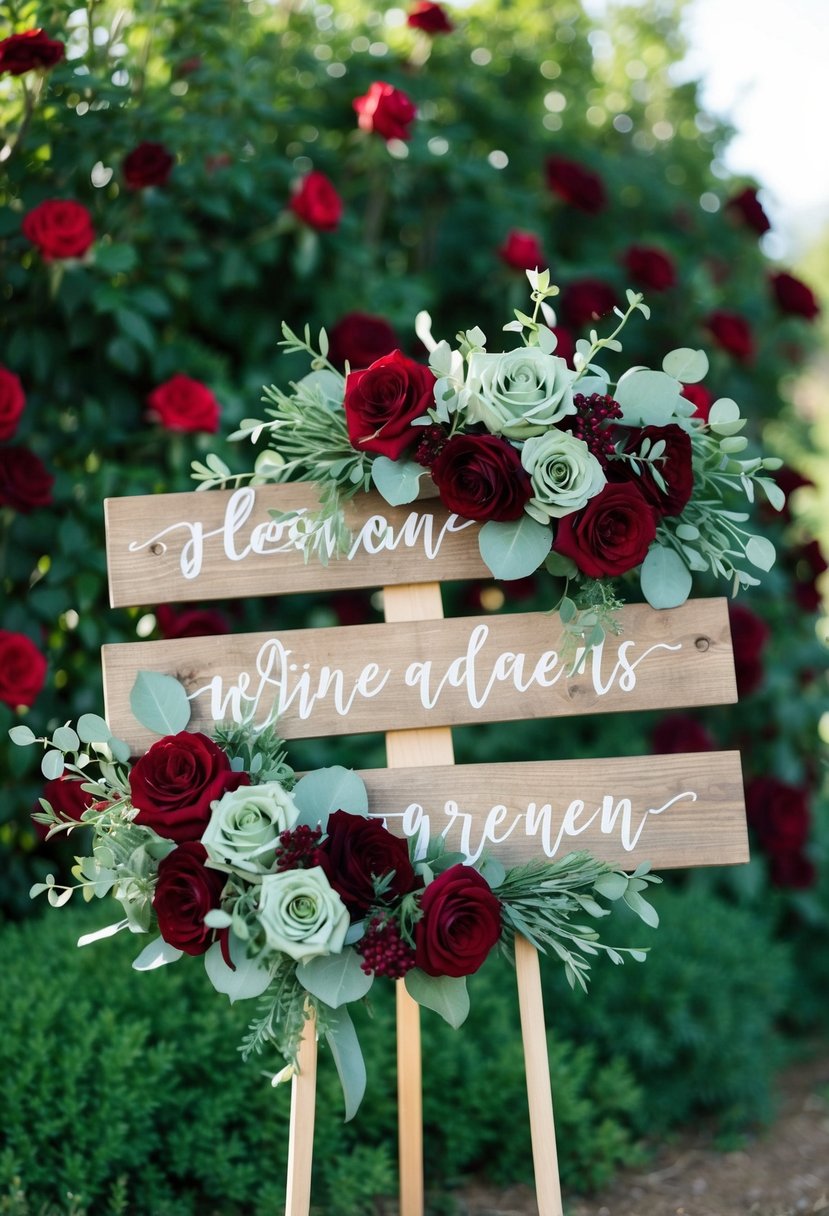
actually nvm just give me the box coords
[101,599,736,754]
[515,936,563,1216]
[105,485,489,607]
[359,751,747,869]
[285,1009,318,1216]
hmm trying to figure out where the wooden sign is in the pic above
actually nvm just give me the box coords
[105,485,490,605]
[101,599,735,753]
[360,753,747,870]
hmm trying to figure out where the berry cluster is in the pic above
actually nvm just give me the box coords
[357,914,417,978]
[413,424,448,467]
[563,392,623,467]
[274,824,323,871]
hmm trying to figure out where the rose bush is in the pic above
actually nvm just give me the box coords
[0,631,47,710]
[0,447,54,512]
[21,199,95,260]
[147,375,221,433]
[0,366,25,441]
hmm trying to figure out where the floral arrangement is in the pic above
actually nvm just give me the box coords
[196,270,784,647]
[11,671,659,1119]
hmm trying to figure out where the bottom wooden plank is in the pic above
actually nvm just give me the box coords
[359,751,747,870]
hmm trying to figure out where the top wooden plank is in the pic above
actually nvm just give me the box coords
[105,485,490,607]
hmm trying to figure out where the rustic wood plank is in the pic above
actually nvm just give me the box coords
[105,485,489,607]
[285,1010,318,1216]
[358,751,747,869]
[101,599,736,753]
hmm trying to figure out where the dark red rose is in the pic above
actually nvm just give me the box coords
[0,365,25,440]
[33,775,94,840]
[705,310,754,362]
[792,540,827,612]
[431,433,532,523]
[726,186,770,235]
[680,382,712,422]
[547,326,576,367]
[560,279,619,328]
[319,810,418,916]
[344,349,435,459]
[769,851,816,890]
[617,424,693,518]
[414,864,501,977]
[154,842,226,955]
[353,82,417,142]
[147,374,220,433]
[745,776,810,856]
[123,141,175,189]
[498,229,545,272]
[328,313,399,371]
[0,29,64,75]
[651,714,714,755]
[330,591,375,626]
[545,156,606,214]
[622,245,676,292]
[22,199,95,261]
[728,602,769,697]
[130,731,249,844]
[290,171,343,232]
[156,604,230,640]
[553,481,656,578]
[0,446,54,512]
[407,1,454,33]
[769,465,812,523]
[0,630,47,709]
[770,271,820,321]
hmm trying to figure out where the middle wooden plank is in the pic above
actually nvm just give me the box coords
[102,598,736,754]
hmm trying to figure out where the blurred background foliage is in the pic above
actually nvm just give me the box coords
[1,0,827,1209]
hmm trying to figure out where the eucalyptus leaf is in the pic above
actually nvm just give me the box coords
[297,948,373,1008]
[623,890,660,928]
[324,1006,367,1123]
[661,347,709,384]
[204,933,272,1003]
[109,737,132,763]
[404,970,470,1028]
[8,725,36,746]
[745,535,776,572]
[370,457,427,507]
[131,936,184,971]
[77,713,112,744]
[292,766,369,829]
[756,478,786,512]
[129,671,192,736]
[41,751,65,781]
[639,545,692,609]
[592,872,628,900]
[77,919,130,947]
[478,515,551,580]
[614,370,682,426]
[52,725,79,752]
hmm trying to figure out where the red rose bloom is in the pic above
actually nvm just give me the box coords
[680,382,712,422]
[344,349,435,459]
[147,374,221,433]
[553,481,657,578]
[33,776,94,840]
[290,171,343,232]
[560,279,619,328]
[123,141,175,189]
[770,272,820,321]
[0,447,54,512]
[652,714,714,755]
[498,229,546,273]
[415,864,502,978]
[156,604,230,640]
[328,313,400,370]
[548,326,576,367]
[728,602,769,697]
[705,310,754,362]
[431,433,532,523]
[0,29,65,75]
[0,365,25,440]
[129,731,249,843]
[22,199,95,261]
[769,851,816,890]
[0,630,47,709]
[153,842,226,955]
[726,187,770,235]
[545,156,606,214]
[618,424,694,517]
[622,245,676,292]
[353,82,417,142]
[745,776,811,857]
[407,1,454,33]
[319,810,417,916]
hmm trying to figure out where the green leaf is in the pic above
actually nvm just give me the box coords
[297,948,373,1008]
[593,872,628,900]
[131,936,184,970]
[116,309,156,354]
[94,242,138,275]
[478,515,551,580]
[41,751,64,780]
[661,347,709,384]
[745,535,776,572]
[756,478,786,512]
[52,725,79,752]
[9,725,37,746]
[614,370,682,426]
[292,766,369,829]
[640,545,692,609]
[77,713,112,744]
[623,890,660,928]
[708,398,745,436]
[203,933,272,1003]
[129,671,192,736]
[370,457,427,506]
[324,1006,367,1122]
[544,551,577,578]
[404,970,470,1028]
[109,737,132,763]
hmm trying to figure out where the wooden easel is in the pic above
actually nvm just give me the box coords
[102,484,747,1216]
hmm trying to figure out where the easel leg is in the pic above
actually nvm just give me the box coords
[285,1008,319,1216]
[515,934,563,1216]
[397,980,424,1216]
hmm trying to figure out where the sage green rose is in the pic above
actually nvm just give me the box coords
[258,866,349,963]
[202,782,299,873]
[521,430,607,523]
[465,347,577,439]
